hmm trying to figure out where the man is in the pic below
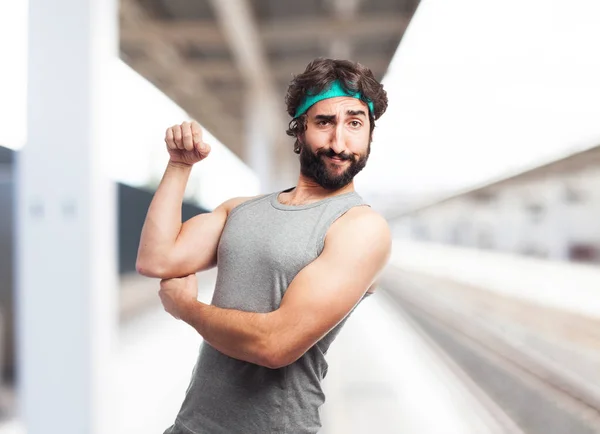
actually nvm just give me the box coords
[137,58,391,433]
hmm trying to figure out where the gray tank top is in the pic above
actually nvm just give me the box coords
[165,188,372,434]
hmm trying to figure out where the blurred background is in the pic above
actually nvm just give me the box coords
[1,0,600,433]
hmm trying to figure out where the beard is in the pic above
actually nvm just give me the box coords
[298,140,370,190]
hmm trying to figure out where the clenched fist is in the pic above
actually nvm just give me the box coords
[165,121,211,166]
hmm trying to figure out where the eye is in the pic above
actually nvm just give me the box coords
[349,120,362,128]
[317,120,331,126]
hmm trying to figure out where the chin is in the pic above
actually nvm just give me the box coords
[319,177,353,190]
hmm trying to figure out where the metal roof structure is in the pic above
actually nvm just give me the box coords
[120,0,419,176]
[389,143,600,218]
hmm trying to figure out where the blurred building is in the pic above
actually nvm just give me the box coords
[390,144,600,264]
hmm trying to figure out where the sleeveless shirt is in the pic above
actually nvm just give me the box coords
[164,188,372,434]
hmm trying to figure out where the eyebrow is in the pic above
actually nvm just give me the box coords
[346,110,367,117]
[314,114,336,122]
[313,110,367,121]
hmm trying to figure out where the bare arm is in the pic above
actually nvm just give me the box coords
[136,120,252,279]
[136,186,241,279]
[160,207,392,368]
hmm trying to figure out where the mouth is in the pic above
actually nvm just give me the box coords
[325,155,349,164]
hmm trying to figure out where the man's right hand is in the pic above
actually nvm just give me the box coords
[165,120,211,167]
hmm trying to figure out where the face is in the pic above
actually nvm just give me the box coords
[299,97,371,190]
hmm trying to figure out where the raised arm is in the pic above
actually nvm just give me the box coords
[136,120,252,279]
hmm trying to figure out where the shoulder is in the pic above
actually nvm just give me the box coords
[326,206,392,254]
[216,194,267,215]
[334,205,390,236]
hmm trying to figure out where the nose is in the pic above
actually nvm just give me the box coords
[329,123,347,155]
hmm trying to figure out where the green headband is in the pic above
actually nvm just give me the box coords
[294,80,375,118]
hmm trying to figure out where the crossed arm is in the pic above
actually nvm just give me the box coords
[162,207,392,369]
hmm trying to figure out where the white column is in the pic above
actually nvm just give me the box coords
[16,0,118,433]
[246,88,300,192]
[246,87,273,191]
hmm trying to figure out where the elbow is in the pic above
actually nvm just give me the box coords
[135,257,168,278]
[135,261,151,277]
[260,343,299,370]
[136,241,172,277]
[254,316,302,369]
[135,260,157,278]
[261,353,288,370]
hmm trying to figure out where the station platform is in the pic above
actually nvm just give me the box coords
[384,240,600,433]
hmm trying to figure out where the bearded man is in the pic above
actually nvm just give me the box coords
[137,58,391,434]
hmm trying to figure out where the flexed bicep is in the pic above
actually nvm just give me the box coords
[165,196,261,278]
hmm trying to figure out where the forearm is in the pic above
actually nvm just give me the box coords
[181,300,277,368]
[137,162,192,268]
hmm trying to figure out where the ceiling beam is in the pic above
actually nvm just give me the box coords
[207,0,274,93]
[128,54,388,84]
[207,0,289,188]
[263,13,412,47]
[327,0,362,59]
[120,13,411,49]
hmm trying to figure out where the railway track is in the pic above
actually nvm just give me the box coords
[381,267,600,434]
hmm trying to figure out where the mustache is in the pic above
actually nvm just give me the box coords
[316,148,354,161]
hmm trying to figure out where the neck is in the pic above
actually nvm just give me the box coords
[281,174,355,205]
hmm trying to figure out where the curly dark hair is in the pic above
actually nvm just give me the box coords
[285,58,388,154]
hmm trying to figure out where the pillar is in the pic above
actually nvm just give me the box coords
[16,0,118,432]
